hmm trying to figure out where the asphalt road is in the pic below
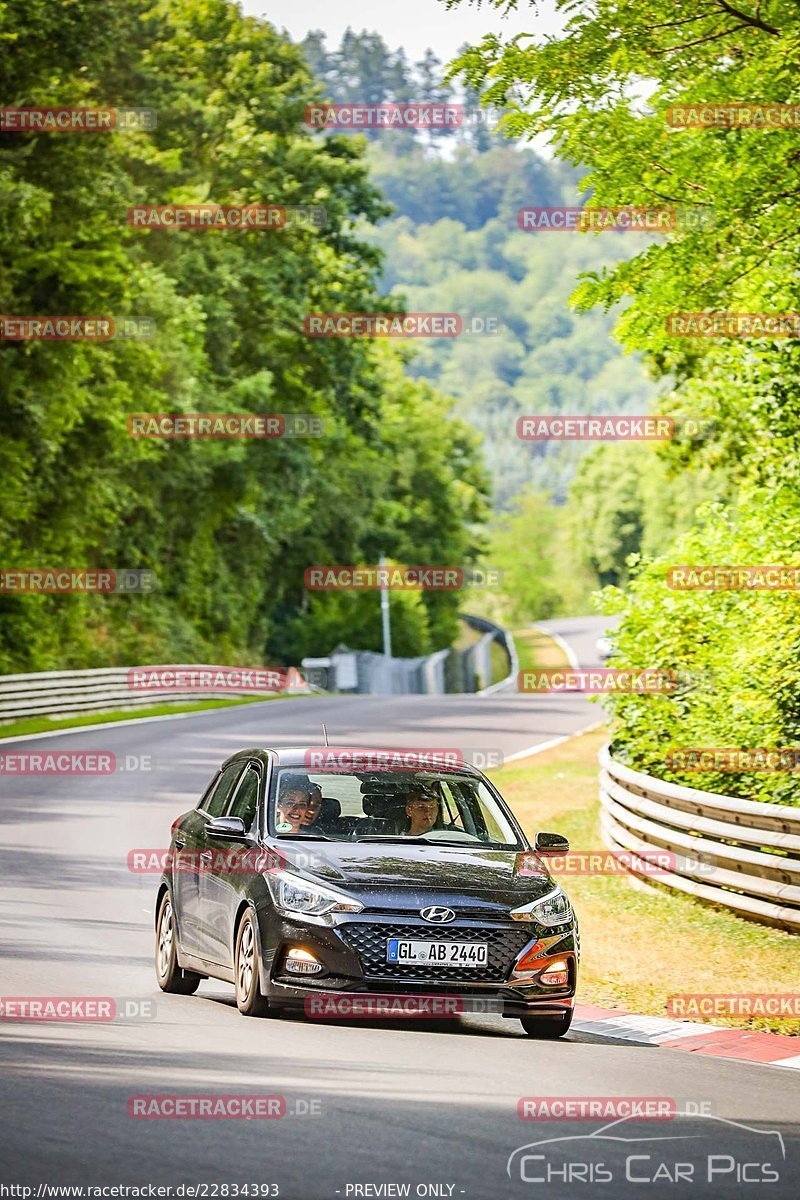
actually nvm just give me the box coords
[533,616,621,672]
[1,617,798,1199]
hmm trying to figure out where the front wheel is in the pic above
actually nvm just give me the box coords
[520,1010,573,1039]
[235,909,270,1017]
[155,893,201,994]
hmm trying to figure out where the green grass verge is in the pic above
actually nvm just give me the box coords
[0,692,305,740]
[512,627,570,674]
[489,638,510,685]
[489,728,800,1036]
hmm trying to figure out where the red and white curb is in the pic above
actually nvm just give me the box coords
[572,1003,800,1071]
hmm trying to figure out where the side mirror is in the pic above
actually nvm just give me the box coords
[534,831,569,855]
[206,816,249,842]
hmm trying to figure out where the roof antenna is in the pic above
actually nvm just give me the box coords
[322,723,329,747]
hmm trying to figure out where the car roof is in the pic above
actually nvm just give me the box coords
[221,746,484,776]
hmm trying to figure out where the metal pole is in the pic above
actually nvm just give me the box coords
[379,552,392,658]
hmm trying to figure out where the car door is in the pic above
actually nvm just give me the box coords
[177,761,245,958]
[199,761,263,966]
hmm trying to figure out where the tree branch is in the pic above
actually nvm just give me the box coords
[714,0,779,35]
[649,10,721,32]
[717,230,800,290]
[650,24,752,54]
[648,162,711,194]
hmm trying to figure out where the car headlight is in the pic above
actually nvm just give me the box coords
[267,870,364,922]
[510,886,572,927]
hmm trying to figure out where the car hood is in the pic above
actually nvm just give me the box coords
[273,841,557,907]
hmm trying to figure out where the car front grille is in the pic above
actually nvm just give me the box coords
[337,921,535,982]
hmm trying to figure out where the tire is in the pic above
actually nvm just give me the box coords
[520,1009,573,1039]
[234,909,270,1017]
[155,892,202,994]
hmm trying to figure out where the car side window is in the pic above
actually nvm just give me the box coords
[227,765,260,830]
[440,782,467,832]
[204,763,244,818]
[197,771,220,812]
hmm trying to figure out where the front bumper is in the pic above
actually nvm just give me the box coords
[259,908,577,1018]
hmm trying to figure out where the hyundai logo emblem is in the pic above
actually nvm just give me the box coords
[420,906,456,924]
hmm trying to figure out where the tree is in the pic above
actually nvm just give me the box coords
[443,0,800,790]
[0,0,488,671]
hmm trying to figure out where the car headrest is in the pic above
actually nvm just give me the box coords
[362,794,407,818]
[320,795,341,819]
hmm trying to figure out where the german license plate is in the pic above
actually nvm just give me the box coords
[386,939,488,966]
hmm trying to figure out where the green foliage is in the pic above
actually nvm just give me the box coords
[486,489,595,622]
[564,441,729,587]
[299,28,659,512]
[281,571,434,663]
[0,0,488,672]
[371,214,659,508]
[599,495,800,805]
[445,0,800,797]
[368,141,576,230]
[299,27,501,149]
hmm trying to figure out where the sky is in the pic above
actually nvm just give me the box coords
[240,0,560,64]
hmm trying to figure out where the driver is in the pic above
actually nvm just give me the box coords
[403,785,441,836]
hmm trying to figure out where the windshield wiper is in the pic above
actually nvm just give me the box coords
[355,835,517,848]
[275,832,331,840]
[355,835,432,844]
[354,835,485,846]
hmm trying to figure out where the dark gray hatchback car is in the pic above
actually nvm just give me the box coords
[155,747,579,1037]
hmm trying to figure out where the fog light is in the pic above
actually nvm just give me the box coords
[539,959,569,986]
[285,947,323,975]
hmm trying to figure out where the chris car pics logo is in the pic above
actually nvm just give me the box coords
[507,1113,785,1186]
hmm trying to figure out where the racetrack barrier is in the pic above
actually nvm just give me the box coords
[599,745,800,932]
[0,664,310,723]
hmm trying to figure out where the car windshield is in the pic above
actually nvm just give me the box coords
[270,768,522,847]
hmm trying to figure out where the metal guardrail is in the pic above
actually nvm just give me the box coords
[0,665,309,723]
[302,614,515,696]
[599,745,800,932]
[466,614,518,696]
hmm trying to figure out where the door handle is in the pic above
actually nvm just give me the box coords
[174,837,186,850]
[199,850,213,864]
